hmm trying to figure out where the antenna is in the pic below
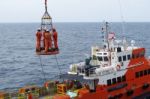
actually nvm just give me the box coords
[118,0,125,37]
[101,21,110,49]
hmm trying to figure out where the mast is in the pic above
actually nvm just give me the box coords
[101,21,109,50]
[105,22,109,50]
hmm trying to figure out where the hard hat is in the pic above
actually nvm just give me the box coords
[46,30,49,32]
[52,28,56,32]
[37,28,41,31]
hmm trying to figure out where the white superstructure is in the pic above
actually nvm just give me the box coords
[68,22,143,85]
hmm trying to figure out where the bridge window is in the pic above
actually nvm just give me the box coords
[140,71,143,77]
[123,55,126,61]
[104,53,107,55]
[112,78,117,84]
[93,55,97,60]
[117,77,122,83]
[97,57,103,61]
[118,56,122,62]
[135,72,140,78]
[98,53,102,55]
[148,69,150,74]
[144,70,148,75]
[135,69,150,78]
[122,76,126,81]
[127,55,131,60]
[107,75,126,86]
[117,47,122,52]
[104,57,109,61]
[107,79,111,86]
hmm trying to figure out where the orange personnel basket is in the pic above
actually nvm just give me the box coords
[35,0,59,56]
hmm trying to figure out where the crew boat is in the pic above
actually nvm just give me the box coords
[65,22,150,99]
[2,0,150,98]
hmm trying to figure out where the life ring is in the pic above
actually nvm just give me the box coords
[116,65,121,70]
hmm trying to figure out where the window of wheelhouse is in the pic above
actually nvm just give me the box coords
[118,56,122,62]
[104,56,109,61]
[122,76,126,81]
[123,55,126,61]
[117,77,122,83]
[93,55,97,60]
[104,53,107,55]
[97,56,109,62]
[135,72,140,78]
[112,78,117,84]
[97,57,103,61]
[107,79,111,86]
[144,70,148,75]
[139,71,143,77]
[127,54,131,60]
[135,69,150,79]
[148,69,150,74]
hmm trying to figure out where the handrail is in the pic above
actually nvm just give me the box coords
[85,67,97,77]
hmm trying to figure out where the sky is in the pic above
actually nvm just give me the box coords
[0,0,150,22]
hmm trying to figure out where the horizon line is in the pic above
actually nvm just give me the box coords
[0,21,150,24]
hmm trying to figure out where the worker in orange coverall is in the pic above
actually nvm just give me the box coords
[42,29,46,50]
[44,30,52,52]
[36,29,42,52]
[52,28,58,50]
